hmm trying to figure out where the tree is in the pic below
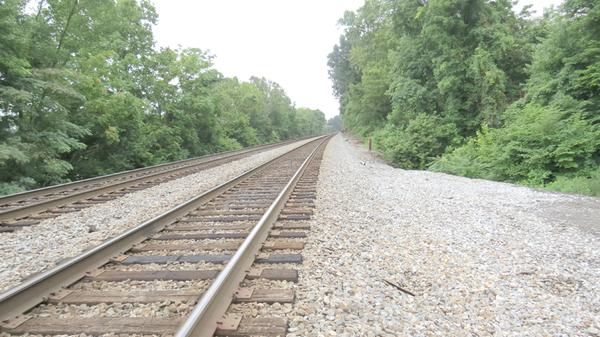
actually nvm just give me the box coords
[295,108,326,136]
[330,0,539,169]
[0,0,326,195]
[432,0,600,195]
[327,115,343,132]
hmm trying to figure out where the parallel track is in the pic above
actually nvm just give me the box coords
[0,135,330,337]
[0,138,307,231]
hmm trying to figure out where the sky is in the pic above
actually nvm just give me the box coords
[153,0,563,119]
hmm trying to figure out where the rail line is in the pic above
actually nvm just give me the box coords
[0,135,330,336]
[0,138,307,232]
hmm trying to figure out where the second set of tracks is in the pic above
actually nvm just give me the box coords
[0,135,331,337]
[0,139,303,232]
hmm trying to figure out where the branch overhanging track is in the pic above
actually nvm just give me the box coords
[0,135,330,337]
[0,138,307,231]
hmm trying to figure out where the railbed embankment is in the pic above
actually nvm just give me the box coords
[289,133,599,336]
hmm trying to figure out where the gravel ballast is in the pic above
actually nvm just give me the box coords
[290,134,600,336]
[0,138,315,292]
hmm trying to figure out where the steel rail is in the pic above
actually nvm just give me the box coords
[0,137,316,222]
[0,136,312,208]
[175,135,330,337]
[0,136,326,322]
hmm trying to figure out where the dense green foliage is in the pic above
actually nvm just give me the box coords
[329,0,600,196]
[0,0,325,195]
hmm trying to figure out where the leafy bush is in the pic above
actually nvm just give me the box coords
[374,114,459,169]
[429,137,495,179]
[432,103,600,187]
[546,169,600,196]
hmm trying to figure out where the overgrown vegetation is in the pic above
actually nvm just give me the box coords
[0,0,326,195]
[329,0,600,196]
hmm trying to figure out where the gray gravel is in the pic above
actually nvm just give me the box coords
[72,280,210,291]
[290,134,600,336]
[104,262,223,271]
[0,138,315,293]
[228,302,293,318]
[31,302,194,318]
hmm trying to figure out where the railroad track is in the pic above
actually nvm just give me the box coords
[0,135,330,337]
[0,138,306,232]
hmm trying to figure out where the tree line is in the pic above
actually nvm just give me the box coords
[0,0,326,195]
[329,0,600,196]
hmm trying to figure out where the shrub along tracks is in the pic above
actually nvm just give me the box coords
[0,139,302,232]
[0,135,330,337]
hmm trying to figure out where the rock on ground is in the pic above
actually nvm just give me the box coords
[290,133,600,337]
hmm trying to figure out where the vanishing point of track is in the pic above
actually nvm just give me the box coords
[0,138,303,232]
[0,135,330,337]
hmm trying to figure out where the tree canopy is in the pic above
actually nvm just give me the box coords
[329,0,600,196]
[0,0,326,195]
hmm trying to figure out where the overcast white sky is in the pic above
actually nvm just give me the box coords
[153,0,563,119]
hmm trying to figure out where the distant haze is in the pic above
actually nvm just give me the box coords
[153,0,563,119]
